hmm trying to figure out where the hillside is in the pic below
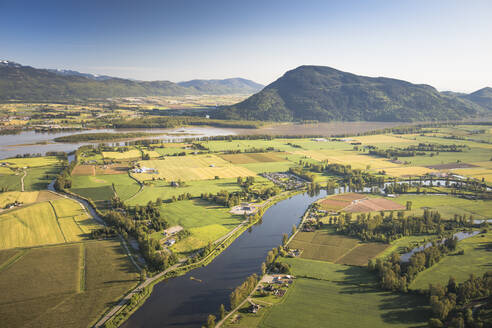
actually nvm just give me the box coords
[0,61,262,101]
[465,87,492,110]
[178,78,263,94]
[217,66,487,122]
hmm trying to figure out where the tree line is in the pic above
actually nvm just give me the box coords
[338,209,473,243]
[427,272,491,328]
[368,236,460,292]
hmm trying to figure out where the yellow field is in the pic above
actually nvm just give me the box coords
[383,166,437,177]
[0,166,14,175]
[294,150,400,171]
[58,217,85,242]
[293,150,332,162]
[0,202,65,249]
[134,154,256,181]
[102,149,141,159]
[350,135,416,144]
[0,198,99,250]
[2,156,61,168]
[50,198,88,219]
[161,143,191,148]
[452,167,492,182]
[0,191,39,208]
[75,216,101,233]
[142,149,161,158]
[470,161,492,169]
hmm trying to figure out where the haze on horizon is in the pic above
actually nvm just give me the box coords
[1,0,491,93]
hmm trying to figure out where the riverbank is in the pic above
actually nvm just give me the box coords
[96,189,304,328]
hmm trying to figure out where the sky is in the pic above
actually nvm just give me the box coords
[1,0,491,92]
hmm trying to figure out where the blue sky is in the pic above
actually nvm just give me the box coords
[1,0,491,92]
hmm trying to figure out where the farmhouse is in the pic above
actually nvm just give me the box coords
[132,166,158,174]
[249,303,261,313]
[165,239,176,246]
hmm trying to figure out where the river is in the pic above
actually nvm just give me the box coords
[0,127,237,160]
[121,177,485,327]
[121,190,328,328]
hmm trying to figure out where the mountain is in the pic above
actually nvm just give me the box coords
[178,78,263,94]
[47,68,113,81]
[217,66,487,122]
[0,61,262,101]
[465,87,492,111]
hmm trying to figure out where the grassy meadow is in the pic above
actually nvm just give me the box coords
[69,173,140,208]
[125,178,242,206]
[409,232,492,290]
[391,194,492,220]
[157,199,243,253]
[229,257,431,328]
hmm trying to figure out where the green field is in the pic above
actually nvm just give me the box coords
[0,198,99,249]
[231,257,431,328]
[126,178,242,205]
[70,173,140,208]
[376,235,434,259]
[391,194,492,220]
[0,172,22,191]
[157,199,243,253]
[0,240,139,328]
[409,232,492,290]
[24,164,63,190]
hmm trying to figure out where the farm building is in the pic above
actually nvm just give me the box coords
[165,239,176,246]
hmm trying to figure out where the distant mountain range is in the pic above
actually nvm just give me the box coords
[178,78,264,95]
[0,61,264,101]
[217,65,491,122]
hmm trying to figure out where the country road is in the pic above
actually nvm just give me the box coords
[20,169,26,192]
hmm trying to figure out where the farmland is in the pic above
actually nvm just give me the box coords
[391,194,492,220]
[156,199,243,253]
[1,122,492,327]
[102,149,142,160]
[219,152,285,164]
[2,156,62,168]
[70,173,140,207]
[234,257,431,328]
[409,231,492,290]
[0,240,139,328]
[0,197,99,249]
[318,193,405,213]
[288,227,388,266]
[24,164,63,190]
[133,154,256,182]
[126,178,242,206]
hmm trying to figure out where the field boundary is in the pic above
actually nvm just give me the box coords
[48,200,68,243]
[72,217,86,234]
[125,172,144,201]
[0,249,28,273]
[79,243,86,293]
